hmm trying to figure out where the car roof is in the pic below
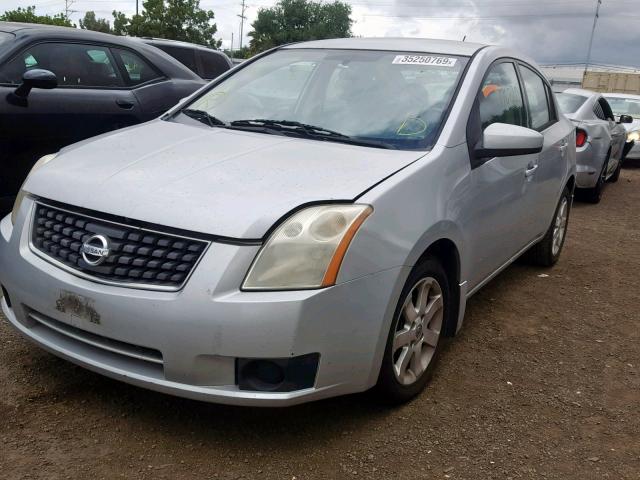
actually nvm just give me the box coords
[283,37,486,57]
[602,92,640,100]
[562,88,599,99]
[137,37,219,52]
[0,21,139,46]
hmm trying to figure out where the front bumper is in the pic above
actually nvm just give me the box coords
[0,198,407,406]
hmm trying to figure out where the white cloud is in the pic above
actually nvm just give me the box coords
[3,0,640,67]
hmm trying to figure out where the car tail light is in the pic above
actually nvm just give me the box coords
[576,129,588,148]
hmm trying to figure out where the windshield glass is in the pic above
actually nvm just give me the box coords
[177,49,469,150]
[605,96,640,119]
[556,93,588,114]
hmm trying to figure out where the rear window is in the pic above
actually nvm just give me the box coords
[556,93,587,114]
[156,45,198,74]
[198,50,230,79]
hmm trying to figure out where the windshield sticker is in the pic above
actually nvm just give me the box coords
[392,55,457,67]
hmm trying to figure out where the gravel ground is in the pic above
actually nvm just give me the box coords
[1,168,639,480]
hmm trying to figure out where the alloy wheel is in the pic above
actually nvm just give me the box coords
[552,196,569,256]
[392,277,444,386]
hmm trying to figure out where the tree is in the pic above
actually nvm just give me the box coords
[248,0,352,54]
[79,11,111,33]
[111,0,221,48]
[0,5,73,27]
[112,11,129,36]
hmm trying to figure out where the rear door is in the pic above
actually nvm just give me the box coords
[517,63,570,238]
[0,41,143,206]
[112,47,197,118]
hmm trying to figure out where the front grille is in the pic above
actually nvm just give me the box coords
[31,202,208,290]
[28,309,164,366]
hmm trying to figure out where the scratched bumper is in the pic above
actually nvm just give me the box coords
[0,197,405,406]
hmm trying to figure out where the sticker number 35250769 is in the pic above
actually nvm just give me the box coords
[392,55,457,67]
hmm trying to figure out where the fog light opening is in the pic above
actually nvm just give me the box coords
[241,360,285,392]
[237,353,320,392]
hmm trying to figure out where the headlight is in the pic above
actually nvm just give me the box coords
[243,204,373,290]
[627,130,640,143]
[11,153,58,225]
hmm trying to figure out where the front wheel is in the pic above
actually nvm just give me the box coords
[525,185,572,267]
[375,257,451,404]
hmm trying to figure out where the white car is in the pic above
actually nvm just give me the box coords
[603,93,640,160]
[1,38,576,406]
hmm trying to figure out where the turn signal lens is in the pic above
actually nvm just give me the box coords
[243,204,373,290]
[576,129,588,148]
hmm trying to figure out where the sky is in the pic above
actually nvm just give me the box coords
[3,0,640,68]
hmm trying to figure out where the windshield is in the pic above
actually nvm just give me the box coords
[176,49,468,150]
[605,96,640,119]
[556,93,588,114]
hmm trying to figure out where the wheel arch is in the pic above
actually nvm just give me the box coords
[413,237,462,338]
[565,174,576,194]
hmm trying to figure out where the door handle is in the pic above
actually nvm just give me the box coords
[116,99,135,109]
[525,164,539,177]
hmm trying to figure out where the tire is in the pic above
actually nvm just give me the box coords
[375,256,452,404]
[525,185,572,267]
[609,157,623,183]
[584,154,609,204]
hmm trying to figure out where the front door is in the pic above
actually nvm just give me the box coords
[462,60,540,290]
[0,41,143,210]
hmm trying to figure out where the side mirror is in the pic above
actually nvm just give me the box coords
[618,114,633,124]
[475,123,544,158]
[14,69,58,98]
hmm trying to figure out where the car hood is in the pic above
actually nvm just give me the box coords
[26,120,423,239]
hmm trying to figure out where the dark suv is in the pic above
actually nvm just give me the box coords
[138,38,232,80]
[0,22,206,214]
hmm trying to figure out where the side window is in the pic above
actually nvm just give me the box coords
[479,62,526,130]
[0,42,124,87]
[198,51,230,80]
[598,98,615,121]
[112,48,162,86]
[519,65,551,130]
[593,101,606,121]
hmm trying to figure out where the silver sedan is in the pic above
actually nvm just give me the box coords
[1,38,576,406]
[556,88,629,203]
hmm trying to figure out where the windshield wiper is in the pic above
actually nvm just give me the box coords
[182,109,227,128]
[229,119,395,149]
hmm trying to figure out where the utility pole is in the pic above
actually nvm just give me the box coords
[136,0,139,16]
[237,0,247,52]
[64,0,76,20]
[584,0,602,76]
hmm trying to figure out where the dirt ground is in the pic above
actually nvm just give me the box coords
[1,167,639,480]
